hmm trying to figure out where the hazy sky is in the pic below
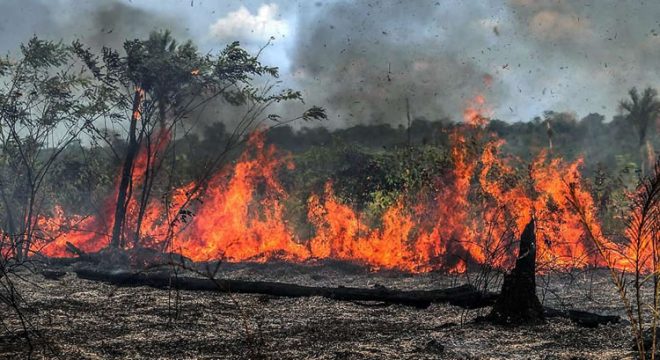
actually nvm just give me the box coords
[1,0,659,127]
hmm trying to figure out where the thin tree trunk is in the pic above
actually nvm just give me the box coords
[20,190,36,260]
[134,99,166,245]
[0,183,17,256]
[133,136,152,246]
[642,139,656,176]
[110,89,143,248]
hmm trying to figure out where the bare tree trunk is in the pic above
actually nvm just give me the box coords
[20,190,36,260]
[133,136,152,246]
[134,99,166,246]
[642,139,656,176]
[0,183,17,256]
[110,89,143,248]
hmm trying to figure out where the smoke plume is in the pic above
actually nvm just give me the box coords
[291,0,507,127]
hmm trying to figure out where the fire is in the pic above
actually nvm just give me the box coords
[175,135,308,261]
[463,94,489,126]
[38,127,172,257]
[307,185,430,272]
[133,87,145,121]
[33,94,639,273]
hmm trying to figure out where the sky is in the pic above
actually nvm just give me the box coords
[1,0,659,128]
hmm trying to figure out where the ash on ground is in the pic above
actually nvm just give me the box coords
[1,261,633,359]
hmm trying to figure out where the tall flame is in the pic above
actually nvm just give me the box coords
[34,95,639,273]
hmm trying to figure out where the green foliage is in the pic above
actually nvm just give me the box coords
[0,31,656,260]
[48,144,115,213]
[282,141,449,222]
[0,37,101,257]
[620,87,660,146]
[70,30,326,249]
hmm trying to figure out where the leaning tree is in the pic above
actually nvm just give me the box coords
[73,30,325,251]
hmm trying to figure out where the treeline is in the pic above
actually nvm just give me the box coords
[49,106,655,220]
[262,112,645,172]
[2,31,657,249]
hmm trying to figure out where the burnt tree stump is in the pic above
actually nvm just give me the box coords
[487,218,545,325]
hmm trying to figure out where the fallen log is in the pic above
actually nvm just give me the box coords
[41,269,66,280]
[72,269,622,326]
[65,241,86,258]
[74,268,497,309]
[544,307,620,328]
[36,247,190,267]
[36,242,101,266]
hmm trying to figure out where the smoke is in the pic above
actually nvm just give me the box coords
[289,0,660,126]
[209,3,290,43]
[495,0,660,120]
[290,0,508,127]
[2,0,660,127]
[0,0,184,54]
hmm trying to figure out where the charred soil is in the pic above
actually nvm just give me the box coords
[1,262,632,359]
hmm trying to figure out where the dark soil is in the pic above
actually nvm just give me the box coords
[0,261,634,359]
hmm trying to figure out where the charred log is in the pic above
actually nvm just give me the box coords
[71,268,620,326]
[41,269,66,280]
[37,246,190,268]
[35,242,101,265]
[487,218,545,325]
[65,241,86,258]
[74,268,497,309]
[544,308,620,328]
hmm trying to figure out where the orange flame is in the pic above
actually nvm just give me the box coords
[33,96,639,273]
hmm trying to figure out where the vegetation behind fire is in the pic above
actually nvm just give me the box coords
[0,26,658,359]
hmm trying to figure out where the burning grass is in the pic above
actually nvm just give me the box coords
[32,100,631,274]
[3,88,655,358]
[0,29,657,360]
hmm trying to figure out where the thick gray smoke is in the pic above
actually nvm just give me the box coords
[290,0,660,125]
[504,0,660,120]
[2,0,659,127]
[291,0,508,127]
[0,0,183,54]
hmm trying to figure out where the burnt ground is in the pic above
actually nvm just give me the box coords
[0,261,635,359]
